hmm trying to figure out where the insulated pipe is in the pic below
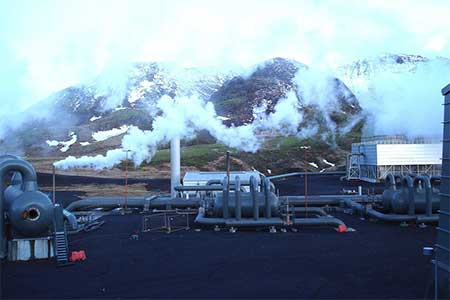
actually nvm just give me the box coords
[235,176,241,221]
[0,158,38,259]
[223,177,229,219]
[267,171,345,180]
[402,175,415,215]
[226,151,230,193]
[264,177,271,218]
[293,217,346,228]
[344,198,418,222]
[62,209,78,230]
[416,215,439,223]
[250,176,258,220]
[66,197,201,211]
[175,185,246,192]
[170,136,181,198]
[194,209,282,227]
[206,180,222,186]
[288,207,328,217]
[414,175,432,217]
[278,195,381,207]
[385,174,397,190]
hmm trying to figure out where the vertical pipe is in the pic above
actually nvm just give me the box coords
[235,176,241,221]
[124,150,129,210]
[226,151,230,192]
[170,136,181,198]
[303,147,309,218]
[52,165,56,204]
[223,176,229,219]
[402,175,415,215]
[264,177,271,218]
[415,176,432,217]
[250,176,259,220]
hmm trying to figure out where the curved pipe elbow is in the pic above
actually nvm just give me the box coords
[0,159,38,191]
[385,173,397,190]
[63,209,78,230]
[401,175,415,215]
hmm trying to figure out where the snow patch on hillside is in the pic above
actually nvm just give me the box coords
[46,132,77,152]
[90,116,102,122]
[92,125,130,142]
[322,159,335,167]
[309,162,318,168]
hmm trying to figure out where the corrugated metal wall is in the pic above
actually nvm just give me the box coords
[352,144,378,165]
[437,83,450,298]
[352,143,441,166]
[376,144,442,165]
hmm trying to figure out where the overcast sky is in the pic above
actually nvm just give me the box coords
[1,0,450,111]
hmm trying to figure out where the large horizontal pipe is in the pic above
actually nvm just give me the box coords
[194,209,346,230]
[175,185,246,192]
[293,217,346,229]
[343,198,438,223]
[268,171,345,180]
[287,207,328,216]
[279,195,381,206]
[66,197,201,211]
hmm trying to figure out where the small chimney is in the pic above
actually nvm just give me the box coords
[170,136,181,198]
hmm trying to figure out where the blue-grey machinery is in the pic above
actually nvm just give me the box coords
[0,155,77,264]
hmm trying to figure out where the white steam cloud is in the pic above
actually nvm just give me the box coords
[54,92,303,169]
[337,58,450,137]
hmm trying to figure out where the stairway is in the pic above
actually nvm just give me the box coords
[54,231,69,265]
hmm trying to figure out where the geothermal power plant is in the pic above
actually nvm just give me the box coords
[1,85,450,299]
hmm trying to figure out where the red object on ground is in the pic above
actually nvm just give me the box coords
[69,250,87,262]
[337,225,347,233]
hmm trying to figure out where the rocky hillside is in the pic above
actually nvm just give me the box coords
[211,57,362,144]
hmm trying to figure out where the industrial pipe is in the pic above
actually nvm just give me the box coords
[223,177,229,219]
[170,136,181,198]
[268,171,345,180]
[175,185,246,192]
[195,208,346,229]
[402,175,415,215]
[235,176,241,221]
[62,209,78,230]
[343,198,438,223]
[66,196,201,211]
[0,158,38,258]
[385,173,397,190]
[194,209,282,227]
[288,207,328,217]
[264,177,271,218]
[414,175,432,217]
[250,176,258,220]
[278,195,381,207]
[293,217,346,229]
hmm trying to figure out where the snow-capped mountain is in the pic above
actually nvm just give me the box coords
[8,54,450,159]
[211,57,361,134]
[45,62,236,124]
[335,54,450,96]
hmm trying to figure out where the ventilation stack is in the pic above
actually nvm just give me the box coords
[437,83,450,298]
[170,136,181,198]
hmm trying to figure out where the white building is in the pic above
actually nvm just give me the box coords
[347,135,442,182]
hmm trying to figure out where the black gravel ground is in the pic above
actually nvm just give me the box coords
[1,175,437,299]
